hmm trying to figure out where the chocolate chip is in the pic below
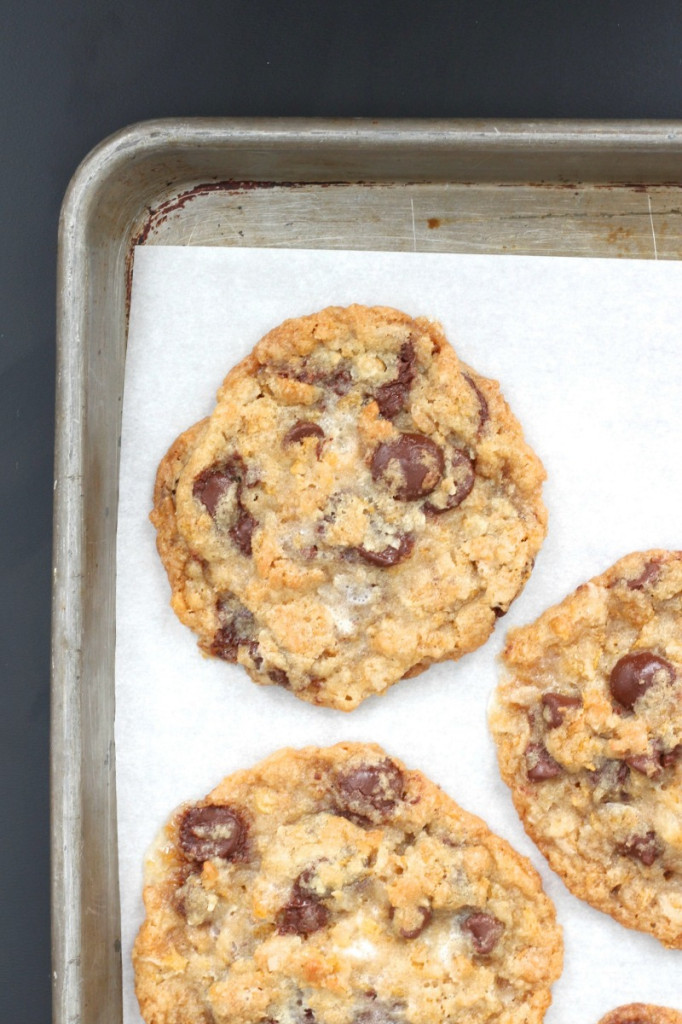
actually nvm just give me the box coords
[627,560,662,591]
[617,831,662,866]
[375,383,407,420]
[276,898,329,935]
[371,434,444,501]
[335,759,405,821]
[609,652,675,710]
[661,744,682,769]
[354,533,414,567]
[210,594,257,663]
[328,366,353,396]
[211,628,242,662]
[525,742,563,781]
[541,692,582,729]
[375,341,416,419]
[630,740,682,774]
[422,447,475,515]
[193,454,259,555]
[281,361,353,395]
[179,805,247,862]
[589,759,630,802]
[193,455,245,518]
[283,421,325,446]
[276,876,330,937]
[626,752,663,778]
[462,912,504,954]
[462,372,489,433]
[399,905,432,939]
[267,667,291,689]
[227,507,255,556]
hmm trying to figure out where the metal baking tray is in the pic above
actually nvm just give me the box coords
[52,117,682,1024]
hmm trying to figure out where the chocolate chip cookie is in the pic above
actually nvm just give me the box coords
[151,305,547,709]
[133,743,563,1024]
[489,550,682,948]
[598,1006,682,1024]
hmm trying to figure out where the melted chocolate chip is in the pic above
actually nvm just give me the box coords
[462,912,504,954]
[230,507,257,556]
[525,742,563,781]
[371,434,444,501]
[267,667,291,689]
[282,361,353,395]
[589,759,630,802]
[283,421,325,446]
[211,628,243,662]
[462,372,489,433]
[541,692,582,729]
[626,752,663,778]
[617,831,662,866]
[609,652,675,710]
[399,905,432,939]
[335,759,405,821]
[661,744,682,769]
[375,341,416,419]
[630,740,682,774]
[193,455,246,517]
[276,876,330,937]
[627,560,662,591]
[193,454,259,554]
[179,805,247,862]
[210,595,257,663]
[328,366,353,395]
[354,533,414,567]
[422,448,475,515]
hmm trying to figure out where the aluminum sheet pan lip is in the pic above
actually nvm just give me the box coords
[55,117,682,195]
[52,117,682,1024]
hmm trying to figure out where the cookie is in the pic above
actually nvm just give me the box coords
[597,1006,682,1024]
[133,742,563,1024]
[151,305,546,709]
[489,550,682,948]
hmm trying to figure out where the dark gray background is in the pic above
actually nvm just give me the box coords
[2,2,681,1020]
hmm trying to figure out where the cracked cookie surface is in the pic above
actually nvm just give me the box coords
[151,305,546,709]
[490,550,682,948]
[597,1006,682,1024]
[133,743,562,1024]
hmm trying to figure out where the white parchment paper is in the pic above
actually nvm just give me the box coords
[117,247,682,1023]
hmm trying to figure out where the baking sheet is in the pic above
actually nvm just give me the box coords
[117,246,682,1022]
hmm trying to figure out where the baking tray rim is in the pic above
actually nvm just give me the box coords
[51,116,682,1024]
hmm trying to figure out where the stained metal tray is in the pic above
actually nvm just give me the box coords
[52,117,682,1024]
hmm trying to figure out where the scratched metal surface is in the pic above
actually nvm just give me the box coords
[53,118,682,1024]
[138,181,678,260]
